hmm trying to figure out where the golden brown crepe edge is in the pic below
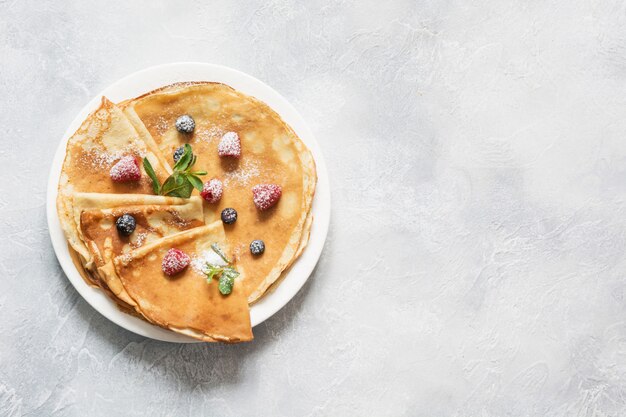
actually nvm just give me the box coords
[245,106,318,302]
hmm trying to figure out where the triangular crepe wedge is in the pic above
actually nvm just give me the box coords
[57,97,172,268]
[79,197,204,305]
[112,222,253,343]
[63,192,194,288]
[80,196,204,267]
[122,82,317,303]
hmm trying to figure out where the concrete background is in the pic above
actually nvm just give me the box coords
[2,1,626,416]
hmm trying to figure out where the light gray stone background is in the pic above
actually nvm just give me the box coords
[2,0,626,416]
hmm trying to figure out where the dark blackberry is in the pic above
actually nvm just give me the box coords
[116,214,136,236]
[221,208,237,225]
[173,146,185,162]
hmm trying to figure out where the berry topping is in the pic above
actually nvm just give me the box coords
[218,132,241,158]
[175,115,195,133]
[173,146,185,162]
[200,178,223,203]
[162,248,190,276]
[221,208,238,224]
[115,214,136,236]
[250,240,265,255]
[252,184,282,210]
[110,156,141,182]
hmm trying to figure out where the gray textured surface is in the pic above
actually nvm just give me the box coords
[2,0,626,416]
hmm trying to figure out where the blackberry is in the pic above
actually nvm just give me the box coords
[173,146,185,162]
[221,208,237,225]
[116,214,136,236]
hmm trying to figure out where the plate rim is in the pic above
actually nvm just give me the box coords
[46,62,330,343]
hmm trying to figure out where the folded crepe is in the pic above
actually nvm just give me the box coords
[57,97,172,268]
[122,82,316,303]
[79,196,204,305]
[111,222,253,342]
[56,83,318,343]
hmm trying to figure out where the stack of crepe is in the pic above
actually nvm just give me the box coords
[57,83,316,343]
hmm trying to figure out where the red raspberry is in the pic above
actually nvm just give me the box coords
[218,132,241,158]
[252,184,282,211]
[200,178,223,203]
[110,156,141,182]
[161,248,190,276]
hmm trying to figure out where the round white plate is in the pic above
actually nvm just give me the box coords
[46,63,330,343]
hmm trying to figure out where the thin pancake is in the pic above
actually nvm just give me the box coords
[79,197,204,305]
[80,197,204,266]
[57,97,171,268]
[122,82,316,303]
[112,223,252,342]
[68,243,141,315]
[65,192,193,287]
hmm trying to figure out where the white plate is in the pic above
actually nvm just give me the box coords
[46,63,330,343]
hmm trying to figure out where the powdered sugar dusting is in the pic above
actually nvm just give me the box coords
[232,242,248,262]
[224,159,261,187]
[118,253,132,265]
[81,143,146,170]
[130,232,147,248]
[154,116,170,135]
[191,249,227,275]
[165,211,192,229]
[195,125,225,143]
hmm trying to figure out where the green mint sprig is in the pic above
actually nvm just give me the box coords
[205,243,239,295]
[143,144,207,198]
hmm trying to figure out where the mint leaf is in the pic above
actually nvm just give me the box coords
[173,144,193,171]
[205,263,223,282]
[160,173,193,198]
[186,174,204,192]
[204,246,239,296]
[149,144,205,198]
[160,174,181,196]
[222,266,240,280]
[218,273,235,295]
[210,243,231,264]
[143,157,161,194]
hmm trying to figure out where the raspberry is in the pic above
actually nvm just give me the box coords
[200,178,223,203]
[252,184,282,210]
[161,248,190,276]
[218,132,241,158]
[110,156,141,182]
